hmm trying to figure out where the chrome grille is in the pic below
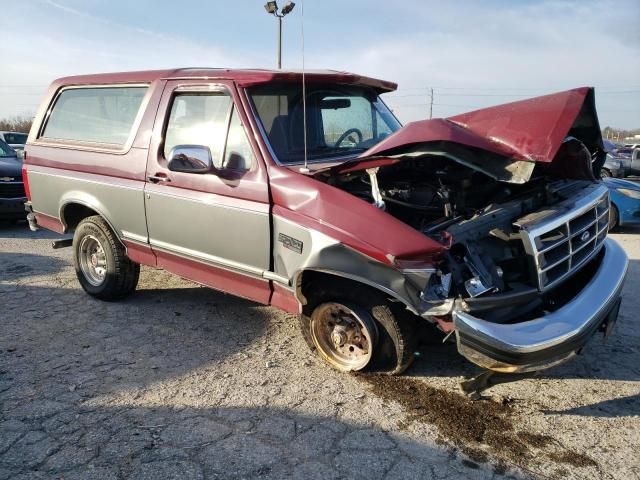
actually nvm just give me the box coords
[517,185,609,292]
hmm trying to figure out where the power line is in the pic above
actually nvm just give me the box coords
[0,93,45,96]
[0,85,49,88]
[389,85,640,91]
[385,90,640,98]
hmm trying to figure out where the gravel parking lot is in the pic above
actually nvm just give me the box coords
[1,223,638,480]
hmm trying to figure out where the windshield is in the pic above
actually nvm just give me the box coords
[249,84,401,164]
[0,139,16,157]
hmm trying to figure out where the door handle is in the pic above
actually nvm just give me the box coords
[148,174,171,183]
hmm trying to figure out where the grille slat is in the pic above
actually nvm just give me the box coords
[517,186,609,291]
[0,182,25,199]
[540,252,572,273]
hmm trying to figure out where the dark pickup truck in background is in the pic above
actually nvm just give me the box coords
[0,138,26,221]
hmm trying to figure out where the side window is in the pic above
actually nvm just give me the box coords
[164,93,232,168]
[42,87,147,145]
[223,107,255,170]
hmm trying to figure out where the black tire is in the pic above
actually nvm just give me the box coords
[600,168,612,178]
[73,215,140,300]
[299,282,417,375]
[608,203,619,231]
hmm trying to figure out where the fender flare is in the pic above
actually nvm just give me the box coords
[58,194,122,242]
[293,267,423,315]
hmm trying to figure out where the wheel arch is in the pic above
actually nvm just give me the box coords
[293,268,420,315]
[59,197,121,241]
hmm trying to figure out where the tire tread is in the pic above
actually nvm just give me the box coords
[299,280,416,375]
[73,215,139,300]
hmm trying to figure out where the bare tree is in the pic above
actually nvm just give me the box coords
[0,116,34,133]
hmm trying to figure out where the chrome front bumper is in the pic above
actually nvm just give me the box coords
[453,238,628,373]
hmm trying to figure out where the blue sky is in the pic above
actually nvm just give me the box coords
[1,0,638,128]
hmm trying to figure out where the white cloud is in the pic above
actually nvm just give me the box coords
[301,1,640,128]
[0,1,259,117]
[0,0,637,128]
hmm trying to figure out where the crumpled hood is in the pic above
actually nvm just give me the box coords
[333,87,603,184]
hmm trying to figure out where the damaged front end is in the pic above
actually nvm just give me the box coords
[316,87,628,374]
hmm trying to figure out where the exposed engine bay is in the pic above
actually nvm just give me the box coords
[318,138,605,322]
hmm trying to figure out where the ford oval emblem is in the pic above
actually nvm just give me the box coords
[581,231,591,242]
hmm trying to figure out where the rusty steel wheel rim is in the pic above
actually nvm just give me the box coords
[79,234,107,286]
[310,302,378,372]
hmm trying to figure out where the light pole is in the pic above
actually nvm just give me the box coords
[264,1,296,69]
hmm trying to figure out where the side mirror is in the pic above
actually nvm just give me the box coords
[167,145,213,174]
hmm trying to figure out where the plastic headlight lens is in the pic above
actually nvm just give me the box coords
[617,188,640,200]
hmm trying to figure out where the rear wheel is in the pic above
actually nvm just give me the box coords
[299,283,417,374]
[73,215,140,300]
[608,204,619,231]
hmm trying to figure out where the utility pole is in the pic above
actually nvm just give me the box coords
[429,87,434,119]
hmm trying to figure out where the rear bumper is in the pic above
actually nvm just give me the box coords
[453,238,628,372]
[0,196,27,219]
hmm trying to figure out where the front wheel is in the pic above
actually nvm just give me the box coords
[73,215,140,300]
[299,286,417,374]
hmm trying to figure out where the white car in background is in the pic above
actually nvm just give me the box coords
[0,131,28,157]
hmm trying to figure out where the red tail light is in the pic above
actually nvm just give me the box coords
[21,163,31,200]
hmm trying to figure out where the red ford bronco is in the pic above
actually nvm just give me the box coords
[22,69,628,389]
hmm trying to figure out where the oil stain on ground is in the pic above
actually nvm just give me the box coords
[361,375,597,472]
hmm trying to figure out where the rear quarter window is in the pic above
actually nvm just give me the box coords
[41,86,148,146]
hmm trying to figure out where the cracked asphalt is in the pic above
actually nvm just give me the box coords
[1,222,639,479]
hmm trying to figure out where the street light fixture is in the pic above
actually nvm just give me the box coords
[264,1,296,69]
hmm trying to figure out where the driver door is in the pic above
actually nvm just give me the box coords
[144,80,272,304]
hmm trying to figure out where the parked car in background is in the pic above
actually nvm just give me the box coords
[0,131,28,149]
[22,70,628,384]
[0,138,26,221]
[604,177,640,230]
[615,147,635,158]
[601,140,640,178]
[602,154,625,178]
[0,131,28,158]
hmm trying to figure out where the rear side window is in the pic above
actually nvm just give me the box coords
[42,86,148,146]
